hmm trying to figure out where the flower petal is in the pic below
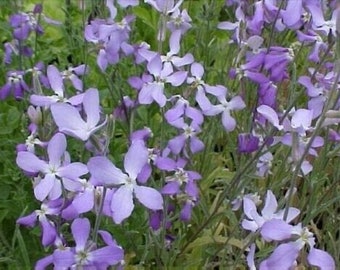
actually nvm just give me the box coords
[47,133,66,167]
[134,185,163,210]
[72,218,90,251]
[307,248,335,270]
[124,140,149,180]
[111,185,134,224]
[16,151,47,173]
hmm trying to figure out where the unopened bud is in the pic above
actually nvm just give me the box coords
[27,106,42,124]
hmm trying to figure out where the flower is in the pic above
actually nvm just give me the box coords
[53,218,124,268]
[51,88,106,141]
[88,140,163,223]
[241,190,300,232]
[16,133,88,201]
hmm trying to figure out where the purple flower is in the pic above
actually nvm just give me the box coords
[30,65,83,107]
[157,157,201,198]
[51,88,106,141]
[17,199,63,246]
[238,133,260,153]
[26,62,50,91]
[88,140,163,223]
[200,85,246,132]
[145,0,184,15]
[138,55,187,107]
[165,96,203,125]
[0,70,28,100]
[167,118,204,154]
[256,151,273,177]
[53,218,124,268]
[61,179,95,220]
[16,132,88,201]
[307,3,338,36]
[161,30,194,69]
[61,64,88,91]
[242,190,300,232]
[260,221,335,270]
[167,8,192,35]
[10,9,43,40]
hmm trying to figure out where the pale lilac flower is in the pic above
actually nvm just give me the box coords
[297,30,326,63]
[138,55,187,107]
[53,218,124,268]
[26,62,50,91]
[167,8,192,34]
[145,0,184,15]
[88,140,163,223]
[3,40,33,64]
[0,70,28,100]
[165,96,203,125]
[256,151,273,177]
[16,133,88,201]
[201,85,246,132]
[257,105,283,130]
[61,64,88,91]
[167,118,204,154]
[30,65,83,107]
[298,75,327,118]
[280,0,305,30]
[22,124,46,153]
[260,221,335,270]
[157,157,201,197]
[17,199,63,246]
[242,190,300,232]
[10,7,43,40]
[51,88,106,141]
[246,244,256,270]
[307,3,339,36]
[161,30,194,69]
[61,179,95,220]
[217,4,245,44]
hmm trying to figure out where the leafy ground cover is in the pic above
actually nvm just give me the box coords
[0,0,339,269]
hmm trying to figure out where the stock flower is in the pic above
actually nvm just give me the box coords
[260,220,335,270]
[161,30,194,69]
[256,151,273,177]
[242,190,300,232]
[61,64,88,91]
[157,157,201,197]
[257,104,283,130]
[53,218,124,268]
[138,55,187,107]
[9,6,43,40]
[26,62,50,91]
[30,65,83,107]
[297,30,326,63]
[145,0,183,15]
[165,96,203,126]
[3,40,33,64]
[238,133,260,153]
[51,88,106,141]
[16,133,88,201]
[17,199,63,246]
[61,179,96,220]
[299,75,327,118]
[88,140,163,223]
[199,85,246,132]
[307,2,339,36]
[167,8,192,35]
[167,118,204,154]
[0,70,28,100]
